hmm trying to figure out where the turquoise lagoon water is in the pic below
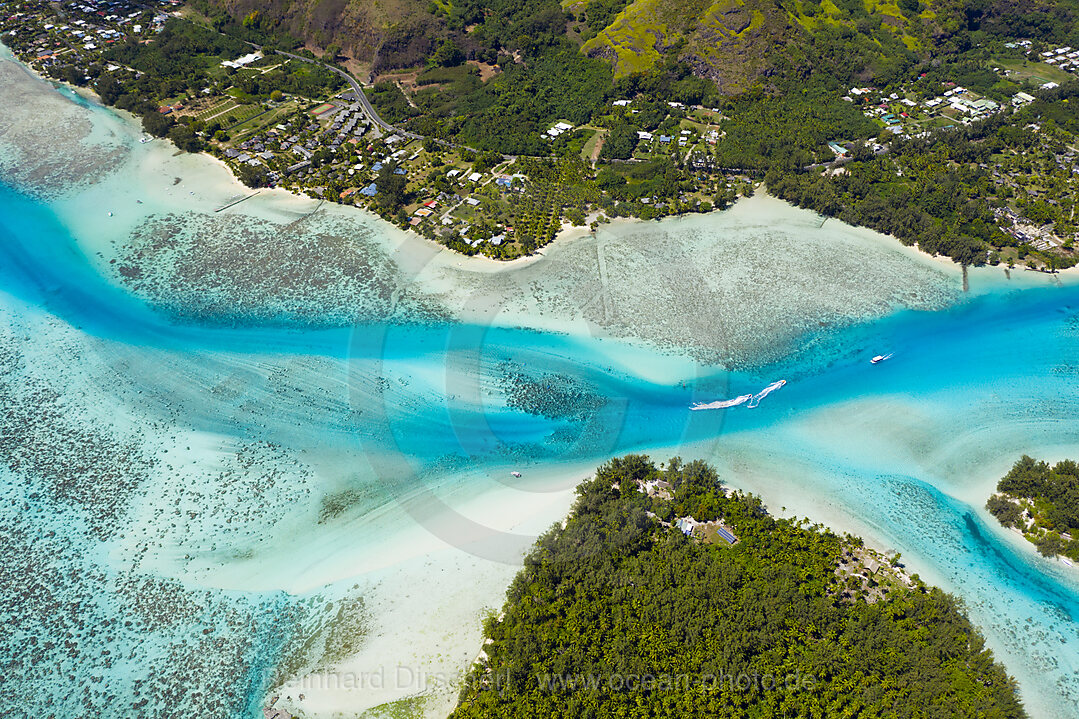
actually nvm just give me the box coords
[5,173,1079,717]
[2,69,1079,719]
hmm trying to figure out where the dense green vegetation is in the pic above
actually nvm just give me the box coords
[229,63,344,100]
[186,0,304,50]
[53,17,341,152]
[771,83,1079,267]
[988,455,1079,560]
[102,18,340,102]
[713,90,877,171]
[407,46,618,155]
[107,17,246,83]
[453,455,1024,719]
[181,0,1079,264]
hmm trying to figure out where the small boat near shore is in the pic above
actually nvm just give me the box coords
[871,353,894,364]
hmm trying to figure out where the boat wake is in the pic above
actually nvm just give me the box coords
[689,394,752,411]
[690,379,786,411]
[746,379,786,408]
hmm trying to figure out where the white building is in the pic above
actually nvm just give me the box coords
[221,51,262,69]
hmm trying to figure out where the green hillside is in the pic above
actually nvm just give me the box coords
[194,0,1079,91]
[575,0,947,91]
[578,0,777,90]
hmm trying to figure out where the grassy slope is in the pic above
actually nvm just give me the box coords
[580,0,927,90]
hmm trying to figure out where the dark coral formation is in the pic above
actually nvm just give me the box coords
[114,210,448,328]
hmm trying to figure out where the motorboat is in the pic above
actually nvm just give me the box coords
[746,379,785,408]
[871,353,894,364]
[692,379,787,411]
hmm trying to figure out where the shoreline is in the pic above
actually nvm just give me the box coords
[5,39,1077,292]
[0,42,1016,277]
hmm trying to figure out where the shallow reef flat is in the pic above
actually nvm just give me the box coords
[0,45,128,199]
[414,194,963,367]
[0,300,382,718]
[114,209,450,328]
[94,189,964,371]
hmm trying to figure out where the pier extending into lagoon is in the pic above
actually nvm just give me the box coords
[214,191,260,213]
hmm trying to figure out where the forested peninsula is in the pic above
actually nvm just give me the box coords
[452,456,1024,719]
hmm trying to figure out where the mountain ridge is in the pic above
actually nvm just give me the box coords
[194,0,1079,92]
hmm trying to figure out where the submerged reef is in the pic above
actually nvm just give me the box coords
[115,211,448,328]
[0,310,369,718]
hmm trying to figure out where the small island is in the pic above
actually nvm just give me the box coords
[453,455,1024,718]
[987,455,1079,562]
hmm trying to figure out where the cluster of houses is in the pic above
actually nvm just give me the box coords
[634,477,739,545]
[845,82,1014,137]
[218,92,389,184]
[986,139,1079,255]
[636,128,702,149]
[3,0,175,71]
[425,171,527,246]
[538,98,725,157]
[446,168,484,184]
[1038,46,1079,74]
[222,115,325,177]
[995,206,1067,252]
[998,40,1068,88]
[612,98,725,154]
[930,86,1001,119]
[215,94,437,208]
[853,89,920,134]
[326,102,369,147]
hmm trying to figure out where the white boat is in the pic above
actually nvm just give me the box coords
[692,379,787,411]
[746,379,785,408]
[871,353,894,364]
[511,471,522,478]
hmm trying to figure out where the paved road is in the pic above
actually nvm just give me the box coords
[269,49,404,135]
[267,48,499,156]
